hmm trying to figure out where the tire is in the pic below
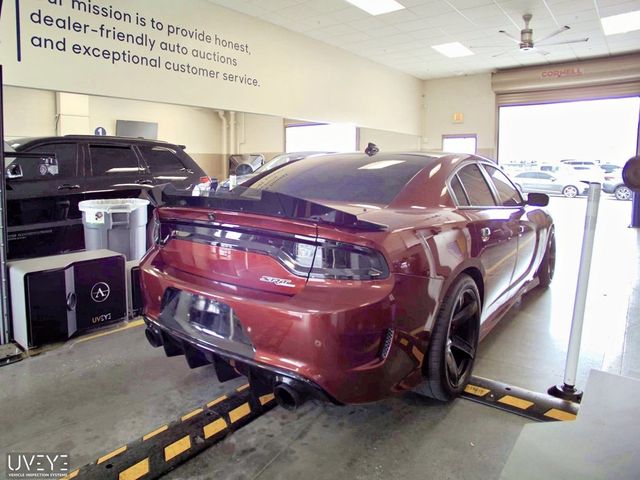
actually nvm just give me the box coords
[420,274,480,401]
[562,185,578,198]
[537,229,556,288]
[614,185,632,201]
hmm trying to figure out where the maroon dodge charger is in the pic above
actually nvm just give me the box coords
[140,153,554,407]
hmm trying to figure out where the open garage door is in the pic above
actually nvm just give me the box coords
[494,55,640,203]
[498,97,640,174]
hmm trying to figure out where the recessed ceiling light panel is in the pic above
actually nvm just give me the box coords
[431,42,474,58]
[344,0,405,16]
[601,10,640,36]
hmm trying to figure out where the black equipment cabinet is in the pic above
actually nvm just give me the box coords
[9,250,126,349]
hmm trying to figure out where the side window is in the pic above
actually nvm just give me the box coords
[89,145,141,176]
[11,143,77,180]
[483,166,523,207]
[456,164,496,207]
[449,174,469,206]
[138,146,186,173]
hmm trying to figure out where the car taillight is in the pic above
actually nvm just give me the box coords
[156,222,389,281]
[308,240,389,280]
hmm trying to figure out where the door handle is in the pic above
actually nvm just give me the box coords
[135,179,153,185]
[57,184,81,190]
[480,227,491,242]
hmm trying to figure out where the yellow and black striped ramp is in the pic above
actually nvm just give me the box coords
[63,384,276,480]
[462,376,579,422]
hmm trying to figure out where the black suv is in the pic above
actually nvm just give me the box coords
[5,136,207,260]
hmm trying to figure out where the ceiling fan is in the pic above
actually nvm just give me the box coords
[473,13,589,56]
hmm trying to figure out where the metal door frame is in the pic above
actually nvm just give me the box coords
[0,65,11,344]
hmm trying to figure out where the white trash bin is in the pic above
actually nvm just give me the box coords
[79,198,150,261]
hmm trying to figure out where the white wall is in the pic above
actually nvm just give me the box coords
[89,96,222,155]
[3,86,56,140]
[238,113,284,159]
[0,0,422,136]
[359,128,421,152]
[422,74,496,158]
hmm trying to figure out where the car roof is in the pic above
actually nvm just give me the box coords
[8,135,184,151]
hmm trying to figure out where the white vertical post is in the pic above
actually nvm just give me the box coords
[550,182,601,401]
[563,182,600,387]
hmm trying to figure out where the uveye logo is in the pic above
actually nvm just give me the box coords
[91,282,111,302]
[91,313,112,324]
[6,452,70,479]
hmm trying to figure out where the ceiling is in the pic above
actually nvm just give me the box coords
[207,0,640,79]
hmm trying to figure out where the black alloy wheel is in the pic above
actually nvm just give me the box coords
[421,274,481,401]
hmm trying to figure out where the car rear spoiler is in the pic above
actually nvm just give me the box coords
[146,184,387,232]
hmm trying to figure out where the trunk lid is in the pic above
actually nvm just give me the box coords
[156,207,319,295]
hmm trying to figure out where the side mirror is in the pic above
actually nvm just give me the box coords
[622,156,640,192]
[6,163,23,179]
[235,163,254,176]
[526,192,549,207]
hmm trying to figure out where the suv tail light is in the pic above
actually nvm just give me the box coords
[156,222,389,281]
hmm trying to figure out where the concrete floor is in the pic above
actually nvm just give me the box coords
[0,195,638,479]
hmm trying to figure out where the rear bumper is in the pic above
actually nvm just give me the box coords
[140,250,427,404]
[143,315,335,403]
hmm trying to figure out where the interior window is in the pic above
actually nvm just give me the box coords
[138,146,185,172]
[442,135,477,154]
[456,164,496,207]
[483,165,522,207]
[9,143,77,180]
[450,175,469,206]
[90,145,141,176]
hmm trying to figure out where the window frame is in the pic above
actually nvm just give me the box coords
[480,163,525,207]
[447,159,524,209]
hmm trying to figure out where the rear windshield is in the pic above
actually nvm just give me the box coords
[249,155,429,206]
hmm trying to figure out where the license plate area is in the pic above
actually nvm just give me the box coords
[160,288,253,347]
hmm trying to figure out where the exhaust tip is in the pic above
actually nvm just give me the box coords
[145,328,162,348]
[273,382,306,411]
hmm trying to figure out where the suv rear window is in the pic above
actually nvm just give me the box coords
[250,156,428,205]
[138,145,186,172]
